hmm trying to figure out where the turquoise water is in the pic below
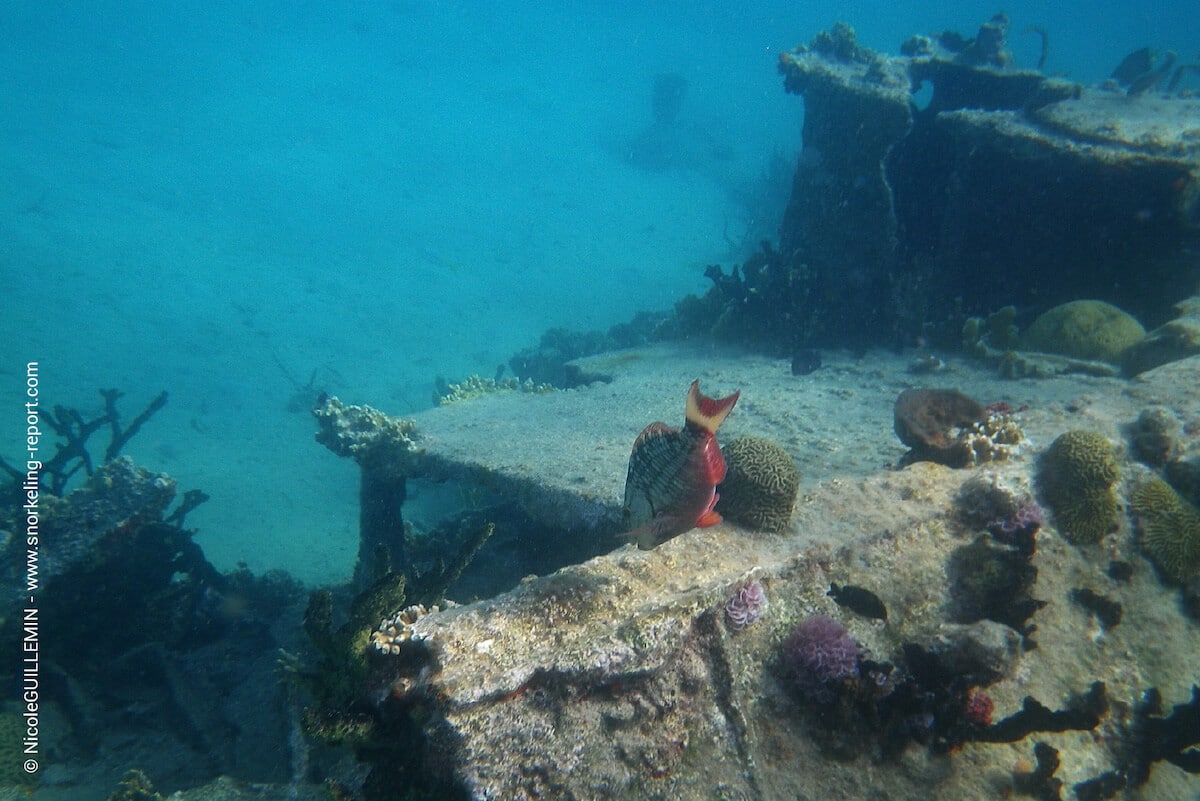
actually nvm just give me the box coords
[5,4,1200,800]
[1,2,1196,582]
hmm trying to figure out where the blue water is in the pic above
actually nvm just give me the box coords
[2,1,1197,585]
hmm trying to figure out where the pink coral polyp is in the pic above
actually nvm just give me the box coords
[725,581,767,630]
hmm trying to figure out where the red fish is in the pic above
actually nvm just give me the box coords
[621,380,740,549]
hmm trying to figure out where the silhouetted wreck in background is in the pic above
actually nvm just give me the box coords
[696,16,1200,355]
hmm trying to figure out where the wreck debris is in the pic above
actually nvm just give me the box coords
[742,20,1200,357]
[313,396,424,586]
[1121,294,1200,376]
[1022,24,1050,70]
[1128,51,1177,96]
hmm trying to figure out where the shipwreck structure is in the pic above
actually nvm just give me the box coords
[706,18,1200,353]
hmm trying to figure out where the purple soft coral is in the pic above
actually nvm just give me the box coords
[725,581,767,630]
[987,502,1044,554]
[783,614,860,703]
[988,502,1044,536]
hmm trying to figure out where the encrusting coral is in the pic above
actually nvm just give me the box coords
[313,396,422,475]
[1130,478,1200,583]
[1037,430,1120,544]
[370,604,438,656]
[717,436,800,530]
[436,374,556,405]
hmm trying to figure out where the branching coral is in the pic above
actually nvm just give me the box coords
[959,403,1026,465]
[0,388,167,499]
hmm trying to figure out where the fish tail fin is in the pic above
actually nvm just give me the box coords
[685,380,740,434]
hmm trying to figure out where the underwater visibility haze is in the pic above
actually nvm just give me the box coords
[2,1,1200,799]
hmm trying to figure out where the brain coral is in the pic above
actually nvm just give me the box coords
[1037,430,1120,544]
[717,436,800,531]
[1131,478,1200,583]
[1021,299,1146,364]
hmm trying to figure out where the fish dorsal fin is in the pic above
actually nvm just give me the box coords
[684,380,740,434]
[632,420,675,449]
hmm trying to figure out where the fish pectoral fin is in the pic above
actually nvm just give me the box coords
[696,510,722,527]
